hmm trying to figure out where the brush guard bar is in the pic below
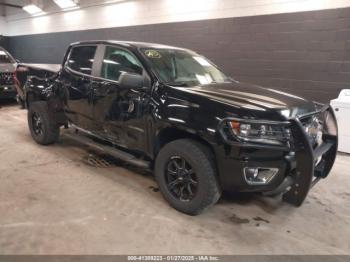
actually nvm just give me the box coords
[282,105,338,206]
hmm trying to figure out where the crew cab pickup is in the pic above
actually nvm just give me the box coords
[20,41,338,215]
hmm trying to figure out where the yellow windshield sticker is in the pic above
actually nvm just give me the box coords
[145,50,162,58]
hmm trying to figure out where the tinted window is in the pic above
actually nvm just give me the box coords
[101,46,142,81]
[0,50,14,64]
[66,46,97,75]
[141,48,230,86]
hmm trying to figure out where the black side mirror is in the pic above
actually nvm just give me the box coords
[118,72,143,89]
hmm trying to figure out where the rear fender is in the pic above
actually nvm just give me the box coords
[25,76,55,105]
[25,77,67,125]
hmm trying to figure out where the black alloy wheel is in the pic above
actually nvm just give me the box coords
[165,156,198,202]
[31,112,43,136]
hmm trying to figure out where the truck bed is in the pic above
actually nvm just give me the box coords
[20,63,61,73]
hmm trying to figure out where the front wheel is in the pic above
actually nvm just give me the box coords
[28,101,60,145]
[155,139,221,215]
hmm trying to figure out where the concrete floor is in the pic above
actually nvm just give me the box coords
[0,101,349,255]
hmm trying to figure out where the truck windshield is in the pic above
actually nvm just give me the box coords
[0,50,14,64]
[141,48,231,86]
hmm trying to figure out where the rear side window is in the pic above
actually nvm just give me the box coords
[66,46,97,75]
[101,46,143,82]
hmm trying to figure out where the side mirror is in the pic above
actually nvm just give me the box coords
[15,59,20,63]
[118,72,143,89]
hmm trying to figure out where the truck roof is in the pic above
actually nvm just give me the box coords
[70,40,190,51]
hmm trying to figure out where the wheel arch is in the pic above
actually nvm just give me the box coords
[154,127,217,163]
[24,76,54,108]
[153,129,222,215]
[26,91,41,108]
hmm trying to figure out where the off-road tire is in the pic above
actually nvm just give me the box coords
[155,139,221,215]
[28,101,60,145]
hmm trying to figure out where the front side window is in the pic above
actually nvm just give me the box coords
[0,50,14,64]
[141,48,231,86]
[66,46,97,75]
[101,46,143,82]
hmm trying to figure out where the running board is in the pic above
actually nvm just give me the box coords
[63,132,150,169]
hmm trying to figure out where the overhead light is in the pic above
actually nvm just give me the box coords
[22,4,45,15]
[104,0,124,3]
[53,0,79,9]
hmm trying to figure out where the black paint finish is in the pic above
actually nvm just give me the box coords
[22,41,338,208]
[7,7,350,103]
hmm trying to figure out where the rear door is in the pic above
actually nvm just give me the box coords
[61,45,99,130]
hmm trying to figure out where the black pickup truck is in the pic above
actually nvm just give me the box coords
[19,40,338,215]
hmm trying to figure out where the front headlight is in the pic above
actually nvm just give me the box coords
[223,119,291,146]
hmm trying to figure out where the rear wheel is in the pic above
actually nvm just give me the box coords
[155,139,221,215]
[28,101,60,145]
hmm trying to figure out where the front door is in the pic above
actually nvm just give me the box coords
[91,45,151,152]
[62,45,98,130]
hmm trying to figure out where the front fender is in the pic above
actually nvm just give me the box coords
[150,84,229,150]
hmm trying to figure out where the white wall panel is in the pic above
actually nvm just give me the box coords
[0,16,6,35]
[3,0,350,36]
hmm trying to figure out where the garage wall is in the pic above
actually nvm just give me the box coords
[4,0,350,36]
[7,6,350,103]
[0,16,7,49]
[0,16,6,35]
[0,36,9,50]
[0,14,9,51]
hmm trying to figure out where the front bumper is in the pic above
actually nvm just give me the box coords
[282,105,338,206]
[215,105,338,206]
[0,85,17,99]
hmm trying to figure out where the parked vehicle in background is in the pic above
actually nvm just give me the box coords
[0,47,17,100]
[16,41,338,215]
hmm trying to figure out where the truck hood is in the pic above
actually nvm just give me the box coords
[0,63,16,73]
[178,81,317,118]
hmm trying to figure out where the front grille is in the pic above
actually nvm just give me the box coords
[0,72,14,85]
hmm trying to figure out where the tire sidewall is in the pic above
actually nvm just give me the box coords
[28,102,59,145]
[155,140,219,215]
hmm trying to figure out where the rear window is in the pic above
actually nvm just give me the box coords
[66,46,97,75]
[0,50,14,64]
